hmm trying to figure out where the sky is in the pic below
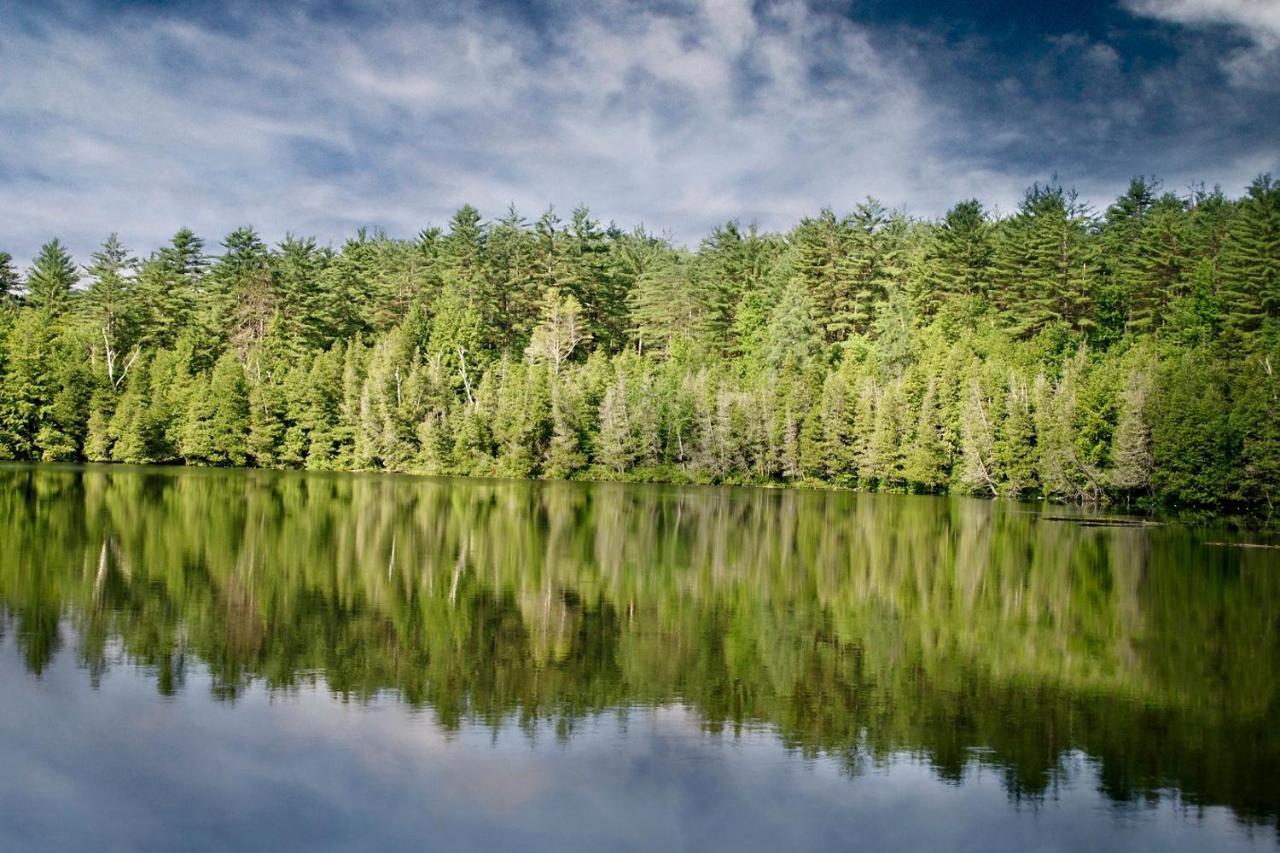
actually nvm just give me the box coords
[0,0,1277,267]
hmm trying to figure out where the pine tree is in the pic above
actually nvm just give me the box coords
[84,389,115,462]
[275,235,330,352]
[1151,351,1237,505]
[208,352,250,466]
[1220,175,1280,334]
[1233,350,1280,509]
[1108,365,1154,494]
[181,373,216,464]
[904,375,948,491]
[527,291,590,372]
[25,239,79,315]
[791,209,854,344]
[543,382,588,479]
[110,357,158,463]
[567,207,630,353]
[926,200,993,313]
[83,233,139,389]
[994,182,1096,336]
[763,276,820,369]
[1126,197,1191,334]
[303,345,345,468]
[864,380,907,488]
[839,199,896,338]
[958,371,999,496]
[0,310,58,458]
[486,205,540,353]
[0,252,19,306]
[158,228,209,280]
[596,376,634,475]
[995,373,1036,496]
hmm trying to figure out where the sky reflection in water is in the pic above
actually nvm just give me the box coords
[0,464,1277,851]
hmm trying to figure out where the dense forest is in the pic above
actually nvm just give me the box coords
[1,175,1277,507]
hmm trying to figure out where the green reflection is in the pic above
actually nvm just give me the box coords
[1,464,1277,828]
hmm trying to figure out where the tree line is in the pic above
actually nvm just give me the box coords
[1,174,1277,507]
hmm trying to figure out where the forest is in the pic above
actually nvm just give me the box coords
[0,174,1277,507]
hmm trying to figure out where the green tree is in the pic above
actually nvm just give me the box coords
[0,251,19,306]
[1220,175,1280,335]
[925,200,993,315]
[25,239,79,315]
[994,182,1097,337]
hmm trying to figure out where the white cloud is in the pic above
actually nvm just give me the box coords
[1124,0,1280,43]
[0,0,1040,267]
[1124,0,1280,84]
[0,0,1272,269]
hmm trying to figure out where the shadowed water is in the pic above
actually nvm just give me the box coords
[1,464,1277,851]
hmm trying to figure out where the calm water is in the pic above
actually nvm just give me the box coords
[1,464,1278,852]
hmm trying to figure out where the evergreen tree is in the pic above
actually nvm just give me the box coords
[25,239,79,315]
[1126,196,1191,334]
[83,233,139,389]
[0,251,18,306]
[0,310,58,458]
[1108,365,1154,495]
[486,205,540,353]
[1220,175,1280,335]
[1233,349,1280,509]
[926,200,993,314]
[207,352,250,465]
[904,376,948,491]
[628,251,705,354]
[1151,352,1237,505]
[994,182,1096,336]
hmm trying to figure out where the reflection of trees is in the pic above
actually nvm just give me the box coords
[1,465,1277,828]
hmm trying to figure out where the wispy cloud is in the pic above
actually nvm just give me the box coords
[0,0,1275,267]
[1123,0,1280,43]
[1123,0,1280,83]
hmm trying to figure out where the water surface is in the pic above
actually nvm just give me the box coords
[1,464,1277,851]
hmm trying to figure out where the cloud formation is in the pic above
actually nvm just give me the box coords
[0,0,1275,267]
[1124,0,1280,43]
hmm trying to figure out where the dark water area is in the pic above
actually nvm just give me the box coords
[1,464,1278,851]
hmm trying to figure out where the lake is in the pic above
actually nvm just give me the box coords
[1,463,1277,851]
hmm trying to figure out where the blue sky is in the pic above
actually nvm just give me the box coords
[1,0,1277,266]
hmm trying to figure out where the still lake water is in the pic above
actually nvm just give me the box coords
[1,464,1277,852]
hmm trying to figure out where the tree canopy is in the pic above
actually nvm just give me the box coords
[3,175,1279,508]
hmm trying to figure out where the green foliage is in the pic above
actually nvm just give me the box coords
[0,251,20,305]
[3,179,1279,507]
[24,238,79,315]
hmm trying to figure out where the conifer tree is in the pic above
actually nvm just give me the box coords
[791,209,853,344]
[994,183,1096,336]
[83,233,139,389]
[904,376,948,491]
[486,206,540,353]
[1233,349,1280,509]
[1220,175,1280,334]
[1108,365,1154,495]
[207,351,250,466]
[527,291,590,372]
[926,200,993,313]
[1151,352,1236,504]
[628,251,707,355]
[0,310,58,458]
[0,252,19,306]
[1126,197,1190,334]
[25,239,79,315]
[110,357,157,463]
